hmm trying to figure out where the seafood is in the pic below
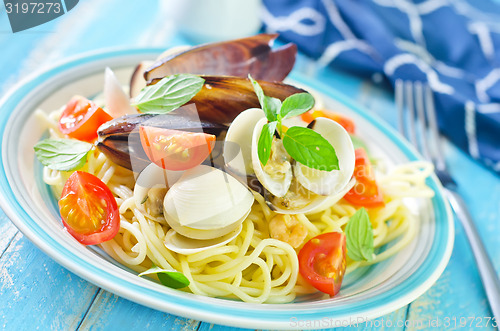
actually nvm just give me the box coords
[268,214,307,248]
[144,34,296,84]
[225,109,356,214]
[146,76,306,124]
[96,108,228,171]
[162,165,253,241]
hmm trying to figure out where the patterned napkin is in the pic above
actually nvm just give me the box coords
[262,0,500,174]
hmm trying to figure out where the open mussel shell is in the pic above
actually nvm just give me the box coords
[144,33,296,83]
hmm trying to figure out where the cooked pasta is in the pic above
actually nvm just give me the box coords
[37,108,434,303]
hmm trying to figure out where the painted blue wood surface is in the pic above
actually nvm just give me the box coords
[1,1,499,330]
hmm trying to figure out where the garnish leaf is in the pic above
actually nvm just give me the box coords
[249,75,277,122]
[257,121,278,166]
[282,126,339,171]
[345,208,374,262]
[280,93,314,119]
[138,264,190,289]
[131,74,205,114]
[265,96,282,119]
[34,139,93,171]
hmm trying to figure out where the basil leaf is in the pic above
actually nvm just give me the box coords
[131,74,205,114]
[280,93,314,119]
[265,96,282,119]
[345,208,374,262]
[257,121,278,166]
[249,75,277,122]
[34,139,93,171]
[138,265,190,289]
[282,126,339,171]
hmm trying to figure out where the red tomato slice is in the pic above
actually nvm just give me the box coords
[59,171,120,245]
[344,148,385,208]
[139,126,216,171]
[58,96,113,142]
[298,232,346,296]
[301,110,355,134]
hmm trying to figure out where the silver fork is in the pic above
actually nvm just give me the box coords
[395,80,500,324]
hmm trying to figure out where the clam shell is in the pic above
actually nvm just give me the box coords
[224,108,265,176]
[294,118,355,196]
[133,163,184,213]
[251,118,292,198]
[164,224,242,255]
[163,165,253,239]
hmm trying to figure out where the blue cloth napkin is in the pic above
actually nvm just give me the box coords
[262,0,500,174]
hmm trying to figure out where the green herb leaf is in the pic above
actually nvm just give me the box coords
[131,74,205,114]
[345,208,374,262]
[282,126,339,171]
[280,93,315,119]
[248,75,277,122]
[138,265,190,289]
[34,139,93,171]
[257,121,278,166]
[265,96,282,118]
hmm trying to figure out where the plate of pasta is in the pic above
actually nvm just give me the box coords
[0,35,453,329]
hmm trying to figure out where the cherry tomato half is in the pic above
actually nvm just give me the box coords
[344,148,385,208]
[298,232,346,296]
[58,96,113,142]
[139,126,216,171]
[59,171,120,245]
[301,110,355,134]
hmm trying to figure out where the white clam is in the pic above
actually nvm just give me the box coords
[261,117,355,215]
[164,224,242,255]
[224,108,265,176]
[163,165,253,240]
[252,117,293,197]
[294,118,355,196]
[133,163,184,214]
[104,67,136,117]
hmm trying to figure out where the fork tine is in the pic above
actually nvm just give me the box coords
[425,85,446,171]
[404,81,419,148]
[395,79,405,136]
[414,81,431,161]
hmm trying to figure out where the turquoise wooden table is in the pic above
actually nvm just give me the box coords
[1,1,499,330]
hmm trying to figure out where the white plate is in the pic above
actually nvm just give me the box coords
[0,49,453,329]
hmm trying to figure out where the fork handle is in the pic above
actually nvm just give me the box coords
[445,189,500,324]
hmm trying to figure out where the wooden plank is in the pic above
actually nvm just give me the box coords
[406,142,500,331]
[354,78,500,330]
[0,232,99,330]
[0,213,18,256]
[77,290,199,331]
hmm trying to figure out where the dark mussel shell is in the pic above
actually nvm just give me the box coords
[144,34,296,84]
[147,76,307,124]
[97,107,228,171]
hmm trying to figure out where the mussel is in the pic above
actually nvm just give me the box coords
[147,76,307,124]
[143,34,296,84]
[96,106,228,171]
